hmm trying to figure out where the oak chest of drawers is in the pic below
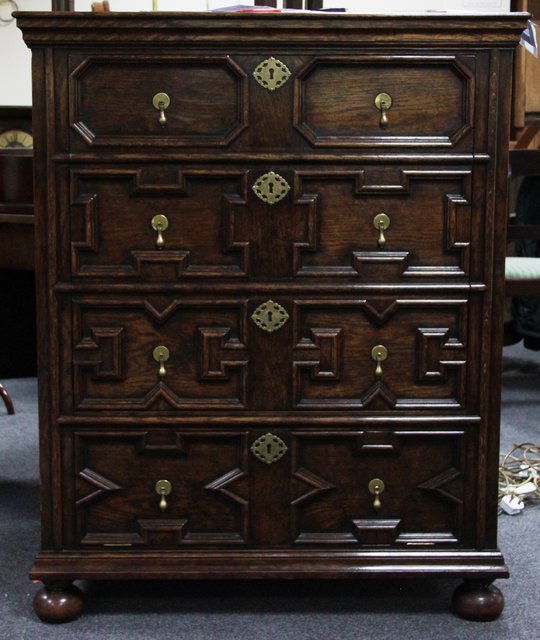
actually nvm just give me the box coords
[18,11,527,622]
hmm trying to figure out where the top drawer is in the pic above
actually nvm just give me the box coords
[295,55,475,149]
[67,53,476,152]
[69,55,248,148]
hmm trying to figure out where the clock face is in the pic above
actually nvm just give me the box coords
[0,129,33,149]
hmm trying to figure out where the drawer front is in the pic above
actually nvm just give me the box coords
[289,428,474,547]
[63,294,475,414]
[65,165,474,283]
[294,55,475,149]
[64,429,251,548]
[69,55,248,148]
[67,53,477,152]
[290,296,472,411]
[68,296,250,413]
[62,427,474,549]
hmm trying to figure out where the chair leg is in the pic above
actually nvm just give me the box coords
[0,383,15,415]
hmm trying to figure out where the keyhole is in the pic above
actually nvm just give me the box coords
[268,181,274,194]
[267,311,273,322]
[269,68,275,80]
[267,443,273,455]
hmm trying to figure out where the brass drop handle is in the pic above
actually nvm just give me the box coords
[374,92,393,129]
[152,92,171,127]
[368,478,385,510]
[152,345,170,377]
[371,344,388,378]
[151,214,169,249]
[373,213,390,248]
[155,479,172,512]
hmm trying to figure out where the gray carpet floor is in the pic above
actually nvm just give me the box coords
[0,342,538,639]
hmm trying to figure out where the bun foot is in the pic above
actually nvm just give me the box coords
[452,580,504,621]
[33,582,85,623]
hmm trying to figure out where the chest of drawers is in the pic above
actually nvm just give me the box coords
[17,11,527,623]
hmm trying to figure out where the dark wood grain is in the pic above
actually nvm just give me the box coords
[17,11,527,623]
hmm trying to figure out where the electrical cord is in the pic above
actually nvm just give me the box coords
[498,443,540,515]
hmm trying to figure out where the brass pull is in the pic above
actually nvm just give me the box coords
[374,92,393,129]
[155,479,172,512]
[373,213,390,248]
[371,344,388,378]
[368,478,385,510]
[152,345,170,377]
[151,214,169,249]
[152,92,171,127]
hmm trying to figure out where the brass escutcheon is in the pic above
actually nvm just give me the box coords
[251,433,288,464]
[155,479,172,511]
[252,171,290,205]
[374,92,393,129]
[152,92,171,127]
[251,300,289,333]
[368,478,385,510]
[371,344,388,378]
[151,214,169,249]
[373,213,390,248]
[253,57,292,91]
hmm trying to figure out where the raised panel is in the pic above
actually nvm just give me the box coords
[293,169,472,280]
[294,55,474,148]
[66,429,250,548]
[68,168,250,279]
[69,55,248,148]
[290,430,469,547]
[293,298,468,410]
[67,166,472,282]
[71,297,249,412]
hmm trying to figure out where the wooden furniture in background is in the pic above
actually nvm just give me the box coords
[51,0,74,10]
[0,149,34,271]
[18,11,527,623]
[0,106,36,380]
[512,0,540,136]
[0,106,34,271]
[505,146,540,346]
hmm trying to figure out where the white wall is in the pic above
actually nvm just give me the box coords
[0,0,51,106]
[1,0,512,107]
[0,0,257,106]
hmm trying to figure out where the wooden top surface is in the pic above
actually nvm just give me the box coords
[15,11,529,47]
